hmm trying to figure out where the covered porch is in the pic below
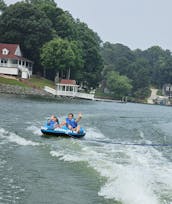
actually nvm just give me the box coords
[0,58,33,79]
[56,79,79,97]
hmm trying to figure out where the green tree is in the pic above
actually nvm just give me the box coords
[55,11,77,40]
[106,71,132,98]
[101,42,135,68]
[27,0,77,39]
[100,42,154,99]
[0,2,53,73]
[142,46,172,87]
[0,1,103,89]
[160,57,172,85]
[76,21,103,89]
[127,59,151,90]
[27,0,64,38]
[0,0,6,13]
[40,38,84,80]
[26,0,56,6]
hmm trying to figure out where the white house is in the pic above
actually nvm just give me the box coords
[0,43,33,79]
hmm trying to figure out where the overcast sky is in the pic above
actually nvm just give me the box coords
[5,0,172,51]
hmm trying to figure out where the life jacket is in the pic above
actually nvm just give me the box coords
[47,120,59,129]
[66,118,77,128]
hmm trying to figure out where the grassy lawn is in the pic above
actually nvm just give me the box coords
[0,77,28,87]
[95,88,115,99]
[0,76,55,89]
[28,76,55,88]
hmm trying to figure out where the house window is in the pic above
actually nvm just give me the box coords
[2,48,9,55]
[11,59,18,64]
[22,61,25,66]
[1,59,7,63]
[19,60,21,65]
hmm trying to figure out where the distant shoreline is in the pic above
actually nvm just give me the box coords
[0,83,119,102]
[0,83,52,97]
[0,83,145,104]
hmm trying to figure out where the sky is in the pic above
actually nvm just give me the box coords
[5,0,172,51]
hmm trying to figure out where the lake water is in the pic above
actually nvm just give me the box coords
[0,94,172,204]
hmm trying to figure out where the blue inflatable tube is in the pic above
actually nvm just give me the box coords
[41,125,86,138]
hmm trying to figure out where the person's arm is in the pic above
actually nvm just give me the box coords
[75,112,82,123]
[59,120,66,127]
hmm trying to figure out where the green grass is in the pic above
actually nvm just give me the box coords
[0,76,55,89]
[95,88,116,99]
[28,76,55,88]
[0,77,28,87]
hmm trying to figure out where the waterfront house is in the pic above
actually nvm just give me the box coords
[0,43,33,79]
[162,84,172,98]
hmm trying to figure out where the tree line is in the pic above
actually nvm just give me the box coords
[1,0,172,100]
[0,0,103,90]
[100,43,172,100]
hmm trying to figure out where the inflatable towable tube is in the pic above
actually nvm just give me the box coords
[41,125,86,138]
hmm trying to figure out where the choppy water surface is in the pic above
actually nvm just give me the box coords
[0,94,172,204]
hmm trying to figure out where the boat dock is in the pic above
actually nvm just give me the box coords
[44,86,94,100]
[44,86,123,102]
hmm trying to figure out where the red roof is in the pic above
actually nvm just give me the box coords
[0,43,19,58]
[60,79,76,85]
[0,43,32,62]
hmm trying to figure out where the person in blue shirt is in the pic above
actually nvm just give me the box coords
[61,112,82,133]
[47,115,60,129]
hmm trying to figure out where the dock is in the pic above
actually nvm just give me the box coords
[44,86,94,100]
[44,86,124,102]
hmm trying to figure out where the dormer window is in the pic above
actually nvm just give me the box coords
[2,48,9,55]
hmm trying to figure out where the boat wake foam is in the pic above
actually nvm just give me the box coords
[49,128,172,204]
[0,128,40,146]
[26,125,42,136]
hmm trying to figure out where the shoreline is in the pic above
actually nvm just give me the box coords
[0,84,123,102]
[0,83,161,105]
[0,83,140,104]
[0,83,52,97]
